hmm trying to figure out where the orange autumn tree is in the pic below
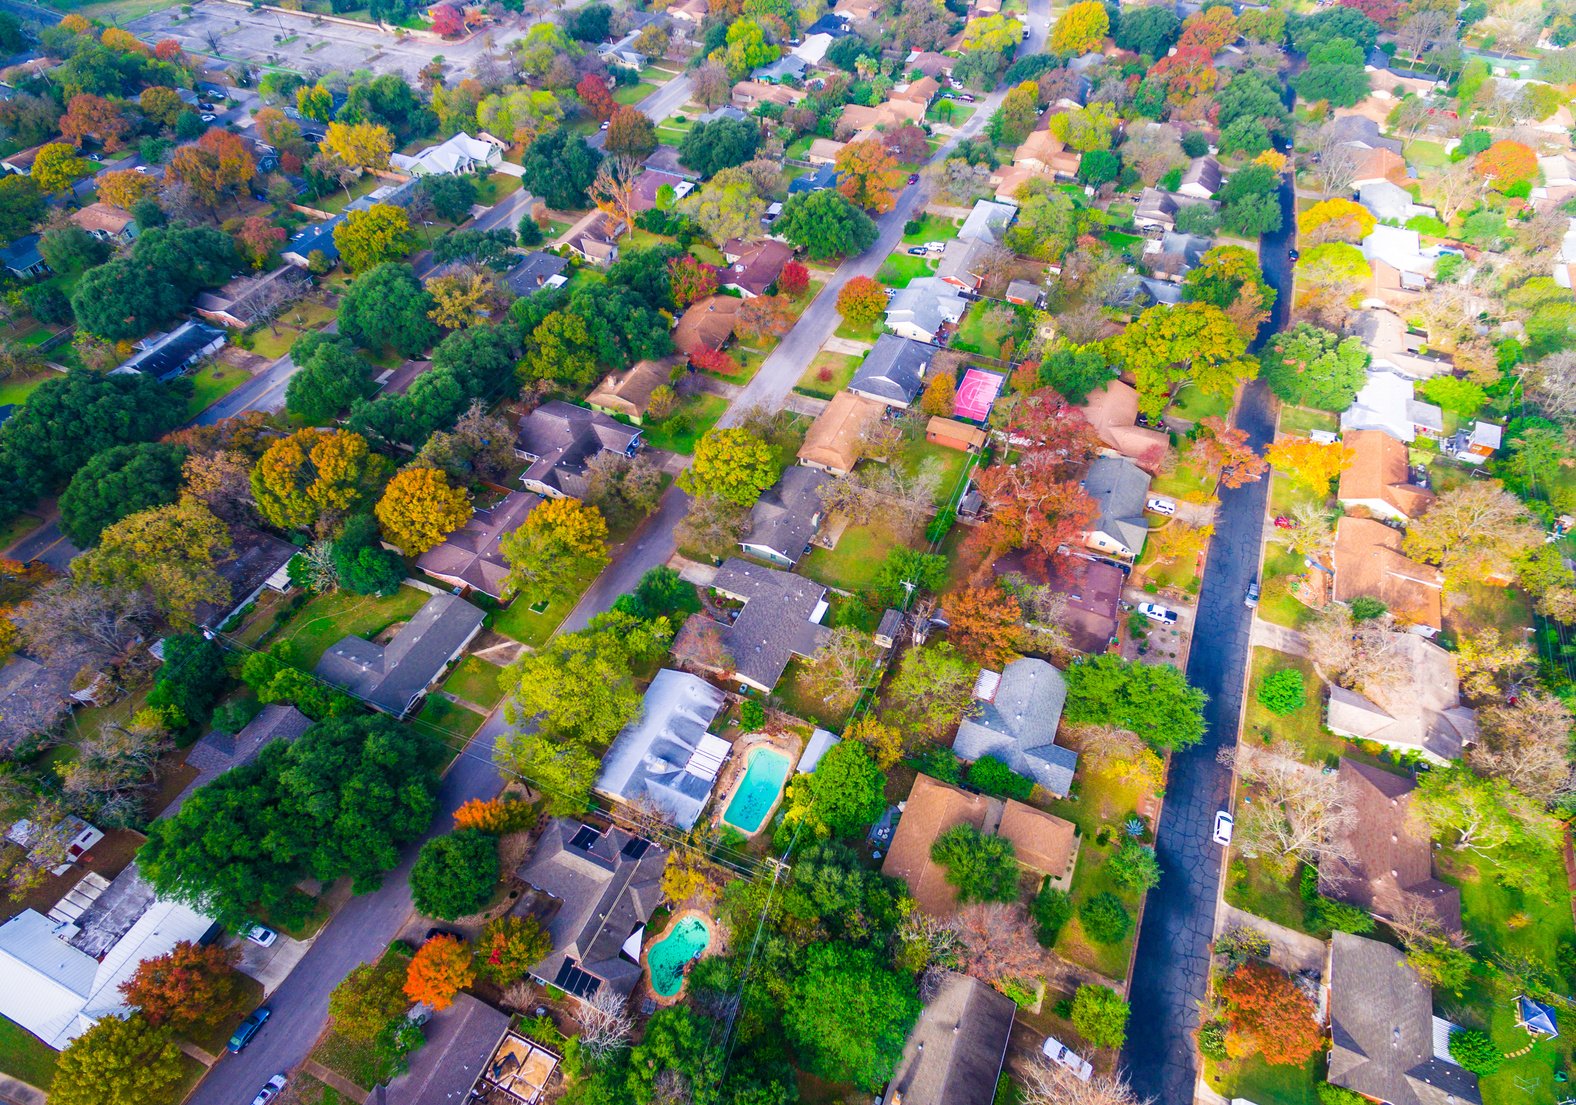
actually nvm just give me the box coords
[1219,961,1325,1066]
[404,935,475,1011]
[1193,416,1268,490]
[119,941,248,1031]
[453,797,537,834]
[59,94,132,152]
[946,584,1023,665]
[836,275,889,328]
[1475,140,1537,190]
[920,370,956,417]
[835,138,907,213]
[1265,437,1353,493]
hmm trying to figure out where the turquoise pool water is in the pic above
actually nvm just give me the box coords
[722,747,791,834]
[647,916,711,997]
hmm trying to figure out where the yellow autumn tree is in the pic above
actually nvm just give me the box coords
[375,465,472,555]
[96,167,156,209]
[1051,0,1109,53]
[250,427,392,531]
[844,714,904,770]
[1265,437,1353,493]
[333,204,416,272]
[497,496,609,602]
[426,272,493,330]
[1297,197,1376,244]
[322,121,395,171]
[73,499,233,627]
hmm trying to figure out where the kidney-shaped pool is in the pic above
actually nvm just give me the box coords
[647,914,713,998]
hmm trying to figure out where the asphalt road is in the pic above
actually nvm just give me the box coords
[1124,170,1296,1103]
[469,184,537,235]
[7,517,79,572]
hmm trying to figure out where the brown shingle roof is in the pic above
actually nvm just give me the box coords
[796,391,884,474]
[1337,429,1434,520]
[1077,380,1169,469]
[881,774,994,916]
[586,359,674,420]
[673,296,741,355]
[996,799,1076,880]
[1332,516,1443,630]
[68,202,133,236]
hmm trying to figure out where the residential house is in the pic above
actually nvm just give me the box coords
[1351,309,1453,379]
[1535,153,1576,208]
[892,76,940,106]
[1363,224,1434,298]
[1133,188,1218,234]
[68,202,137,243]
[993,550,1122,655]
[1319,759,1463,933]
[112,321,226,382]
[515,401,642,499]
[1340,370,1444,443]
[596,30,648,71]
[315,593,483,717]
[849,333,935,407]
[1331,516,1445,633]
[667,0,709,27]
[194,265,311,329]
[834,0,881,17]
[742,466,829,566]
[631,169,693,213]
[805,137,846,164]
[720,238,794,298]
[516,819,668,1001]
[1325,114,1404,155]
[1349,147,1409,189]
[882,774,1078,916]
[798,728,840,773]
[905,50,952,78]
[192,523,297,631]
[1138,276,1183,306]
[1013,128,1081,179]
[564,213,624,267]
[754,54,808,83]
[1337,429,1435,522]
[281,219,339,268]
[0,144,44,174]
[596,669,730,830]
[805,11,853,35]
[792,32,834,66]
[926,417,989,453]
[885,277,967,342]
[587,359,675,424]
[789,163,840,193]
[796,391,885,475]
[415,490,539,599]
[879,971,1016,1105]
[0,234,48,279]
[1326,631,1474,760]
[731,80,805,108]
[1445,420,1502,465]
[683,558,831,692]
[1176,156,1223,199]
[696,105,749,125]
[1080,456,1151,560]
[3,816,104,878]
[1147,231,1212,282]
[937,199,1016,290]
[502,251,568,298]
[1358,181,1436,224]
[378,994,511,1105]
[0,864,213,1048]
[952,657,1078,796]
[1326,933,1482,1105]
[673,295,742,356]
[1077,380,1169,470]
[170,704,313,814]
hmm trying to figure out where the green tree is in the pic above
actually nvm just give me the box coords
[1038,345,1116,404]
[930,823,1020,902]
[145,632,230,731]
[1114,4,1180,55]
[1071,983,1130,1049]
[1079,891,1131,943]
[1031,882,1073,945]
[58,442,186,547]
[285,333,375,423]
[1448,1028,1503,1074]
[334,203,417,272]
[611,565,701,623]
[775,190,879,260]
[1064,653,1206,751]
[679,117,761,178]
[1259,323,1369,411]
[50,1013,186,1105]
[871,547,949,605]
[783,739,887,837]
[783,943,920,1089]
[1217,162,1283,236]
[411,830,499,920]
[1256,668,1306,716]
[1418,375,1487,419]
[518,127,601,211]
[417,173,479,222]
[328,958,411,1043]
[498,496,609,603]
[1107,303,1253,418]
[38,224,110,274]
[1106,839,1161,891]
[678,427,778,506]
[337,262,440,358]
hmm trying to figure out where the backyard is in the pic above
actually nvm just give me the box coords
[244,586,430,667]
[800,518,920,595]
[0,1013,58,1090]
[950,301,1027,360]
[894,436,973,509]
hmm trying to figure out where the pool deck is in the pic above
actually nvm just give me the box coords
[712,732,803,839]
[641,907,724,1007]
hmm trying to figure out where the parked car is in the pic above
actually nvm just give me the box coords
[252,1075,287,1105]
[1272,515,1295,529]
[245,925,277,947]
[1245,580,1260,608]
[1287,248,1300,262]
[1145,496,1176,516]
[907,173,919,184]
[200,113,216,123]
[907,246,929,256]
[228,1008,270,1053]
[1138,601,1177,625]
[1212,811,1233,846]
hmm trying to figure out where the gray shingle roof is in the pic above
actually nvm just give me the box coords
[415,491,539,598]
[314,592,484,716]
[516,819,668,1001]
[879,971,1016,1105]
[850,333,936,406]
[502,251,567,296]
[743,466,828,564]
[709,558,832,691]
[1082,456,1151,555]
[952,657,1076,796]
[172,704,312,814]
[515,401,643,499]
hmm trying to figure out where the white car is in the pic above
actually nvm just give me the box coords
[245,925,278,947]
[1146,496,1176,516]
[1212,811,1234,846]
[1138,601,1177,625]
[252,1074,287,1105]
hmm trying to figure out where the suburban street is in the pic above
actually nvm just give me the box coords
[1124,168,1296,1102]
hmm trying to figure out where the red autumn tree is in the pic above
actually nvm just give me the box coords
[690,346,740,375]
[233,216,286,270]
[1219,961,1325,1066]
[777,260,810,298]
[576,73,617,122]
[1149,46,1219,104]
[1177,5,1237,52]
[154,38,183,60]
[738,294,795,340]
[887,123,930,163]
[947,585,1023,664]
[835,137,907,213]
[1475,140,1538,189]
[119,941,248,1031]
[1193,415,1268,489]
[836,275,888,327]
[669,254,719,307]
[429,3,465,36]
[59,93,132,152]
[404,935,475,1011]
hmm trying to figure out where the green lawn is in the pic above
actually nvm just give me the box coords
[1224,853,1315,936]
[1150,462,1213,505]
[0,1014,57,1089]
[267,586,430,668]
[876,252,937,288]
[185,359,251,418]
[311,173,383,215]
[800,518,917,594]
[641,392,727,455]
[1166,384,1233,423]
[440,655,506,710]
[1278,406,1339,437]
[795,352,861,399]
[1044,772,1149,981]
[613,79,660,106]
[901,214,959,245]
[1404,139,1450,170]
[895,438,972,509]
[1444,581,1533,640]
[1241,647,1337,765]
[834,315,886,344]
[492,562,600,648]
[784,132,814,160]
[0,373,51,407]
[473,172,525,207]
[951,301,1027,359]
[925,100,976,126]
[775,656,857,730]
[416,694,486,739]
[1259,543,1317,630]
[1268,471,1328,519]
[1204,1051,1323,1105]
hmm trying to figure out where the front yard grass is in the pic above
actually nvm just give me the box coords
[1268,472,1328,518]
[492,562,600,648]
[800,518,919,594]
[641,392,727,455]
[925,99,975,126]
[901,213,959,244]
[183,974,264,1056]
[794,352,861,399]
[267,586,430,669]
[1278,405,1339,438]
[613,79,659,106]
[185,359,251,418]
[876,252,937,288]
[0,1014,58,1089]
[1044,789,1147,980]
[1166,384,1232,424]
[472,172,524,207]
[1258,543,1317,630]
[1150,461,1213,505]
[1241,647,1336,764]
[1204,1050,1322,1105]
[309,947,413,1091]
[440,655,506,710]
[416,694,486,739]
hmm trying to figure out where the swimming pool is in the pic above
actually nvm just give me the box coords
[721,747,791,834]
[647,915,712,998]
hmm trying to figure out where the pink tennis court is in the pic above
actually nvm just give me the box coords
[953,368,1005,422]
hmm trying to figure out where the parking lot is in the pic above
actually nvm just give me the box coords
[129,1,532,83]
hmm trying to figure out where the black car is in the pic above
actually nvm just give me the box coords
[1287,248,1300,262]
[228,1007,270,1053]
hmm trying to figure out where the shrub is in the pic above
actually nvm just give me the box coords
[931,823,1021,903]
[910,746,963,783]
[1256,668,1306,716]
[1197,1018,1229,1061]
[410,831,499,920]
[1447,1028,1503,1074]
[1309,895,1375,936]
[1030,882,1073,947]
[740,699,766,730]
[1106,840,1161,891]
[966,755,1035,800]
[1079,892,1132,944]
[1316,1085,1369,1105]
[453,797,537,835]
[1070,983,1129,1049]
[476,915,553,985]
